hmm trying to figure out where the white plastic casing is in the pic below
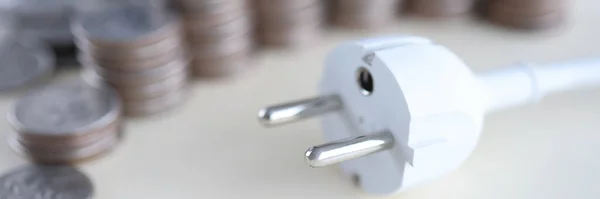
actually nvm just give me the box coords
[318,36,488,195]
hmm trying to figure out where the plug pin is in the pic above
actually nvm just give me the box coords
[258,95,342,127]
[305,131,395,167]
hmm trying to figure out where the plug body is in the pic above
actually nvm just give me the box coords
[259,35,600,195]
[318,36,486,194]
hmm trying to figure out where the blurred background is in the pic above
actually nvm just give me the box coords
[0,0,599,198]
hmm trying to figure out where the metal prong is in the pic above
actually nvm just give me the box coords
[305,131,395,167]
[257,95,342,127]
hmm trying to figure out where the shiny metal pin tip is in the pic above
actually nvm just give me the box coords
[305,131,395,167]
[257,95,342,127]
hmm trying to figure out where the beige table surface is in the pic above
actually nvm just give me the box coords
[2,1,600,198]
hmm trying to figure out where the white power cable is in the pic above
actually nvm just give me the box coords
[478,58,600,113]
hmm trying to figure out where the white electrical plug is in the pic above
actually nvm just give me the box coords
[257,36,600,195]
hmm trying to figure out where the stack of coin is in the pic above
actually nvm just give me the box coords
[1,0,77,46]
[485,0,568,29]
[172,0,254,77]
[0,11,14,40]
[0,35,55,93]
[329,0,401,29]
[0,166,94,198]
[253,0,324,47]
[407,0,475,17]
[7,78,123,164]
[73,4,190,117]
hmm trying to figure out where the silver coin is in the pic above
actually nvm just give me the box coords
[22,28,73,46]
[0,12,15,39]
[19,16,71,30]
[3,0,74,25]
[0,36,55,92]
[7,78,121,136]
[72,4,180,47]
[0,165,93,199]
[5,0,74,13]
[5,0,74,41]
[14,12,71,28]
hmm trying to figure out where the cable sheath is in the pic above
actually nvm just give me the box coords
[477,58,600,113]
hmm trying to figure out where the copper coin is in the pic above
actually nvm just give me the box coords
[487,5,566,29]
[191,48,252,77]
[329,0,399,28]
[254,0,321,13]
[190,33,253,59]
[330,11,396,29]
[13,117,122,150]
[123,86,189,117]
[83,56,189,87]
[496,0,566,11]
[6,77,123,164]
[9,130,121,164]
[487,0,567,17]
[407,0,474,17]
[257,22,322,46]
[332,0,401,14]
[85,69,189,100]
[255,3,324,28]
[175,0,247,14]
[72,5,182,49]
[11,121,120,153]
[185,15,252,43]
[117,73,188,101]
[11,127,119,155]
[181,5,250,27]
[78,47,186,72]
[76,35,183,61]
